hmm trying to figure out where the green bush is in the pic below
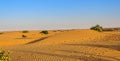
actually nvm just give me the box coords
[90,25,103,32]
[22,30,29,33]
[0,49,10,61]
[40,31,48,34]
[22,35,27,38]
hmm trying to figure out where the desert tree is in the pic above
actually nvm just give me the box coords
[40,31,49,34]
[90,24,103,32]
[22,35,27,38]
[22,30,29,33]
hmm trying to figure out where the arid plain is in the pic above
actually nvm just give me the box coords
[0,29,120,61]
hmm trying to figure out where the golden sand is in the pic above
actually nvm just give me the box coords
[0,30,120,61]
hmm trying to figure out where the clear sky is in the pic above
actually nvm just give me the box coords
[0,0,120,31]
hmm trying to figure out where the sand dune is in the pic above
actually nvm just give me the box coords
[0,30,120,61]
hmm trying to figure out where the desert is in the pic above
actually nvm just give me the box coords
[0,0,120,61]
[0,29,120,61]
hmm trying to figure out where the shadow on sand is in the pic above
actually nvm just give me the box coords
[65,44,120,51]
[25,36,50,44]
[57,49,120,61]
[12,49,111,61]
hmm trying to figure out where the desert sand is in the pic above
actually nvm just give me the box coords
[0,29,120,61]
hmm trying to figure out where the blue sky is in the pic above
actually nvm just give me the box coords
[0,0,120,31]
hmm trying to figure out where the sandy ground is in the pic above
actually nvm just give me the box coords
[0,30,120,61]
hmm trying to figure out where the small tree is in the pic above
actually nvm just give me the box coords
[40,31,48,34]
[90,25,103,32]
[22,35,27,38]
[0,49,10,61]
[22,30,29,33]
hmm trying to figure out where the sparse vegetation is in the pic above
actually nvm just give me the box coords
[40,31,48,34]
[90,24,103,32]
[22,35,27,38]
[0,32,3,35]
[103,28,120,31]
[22,30,29,33]
[0,49,10,61]
[53,31,57,32]
[103,28,114,31]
